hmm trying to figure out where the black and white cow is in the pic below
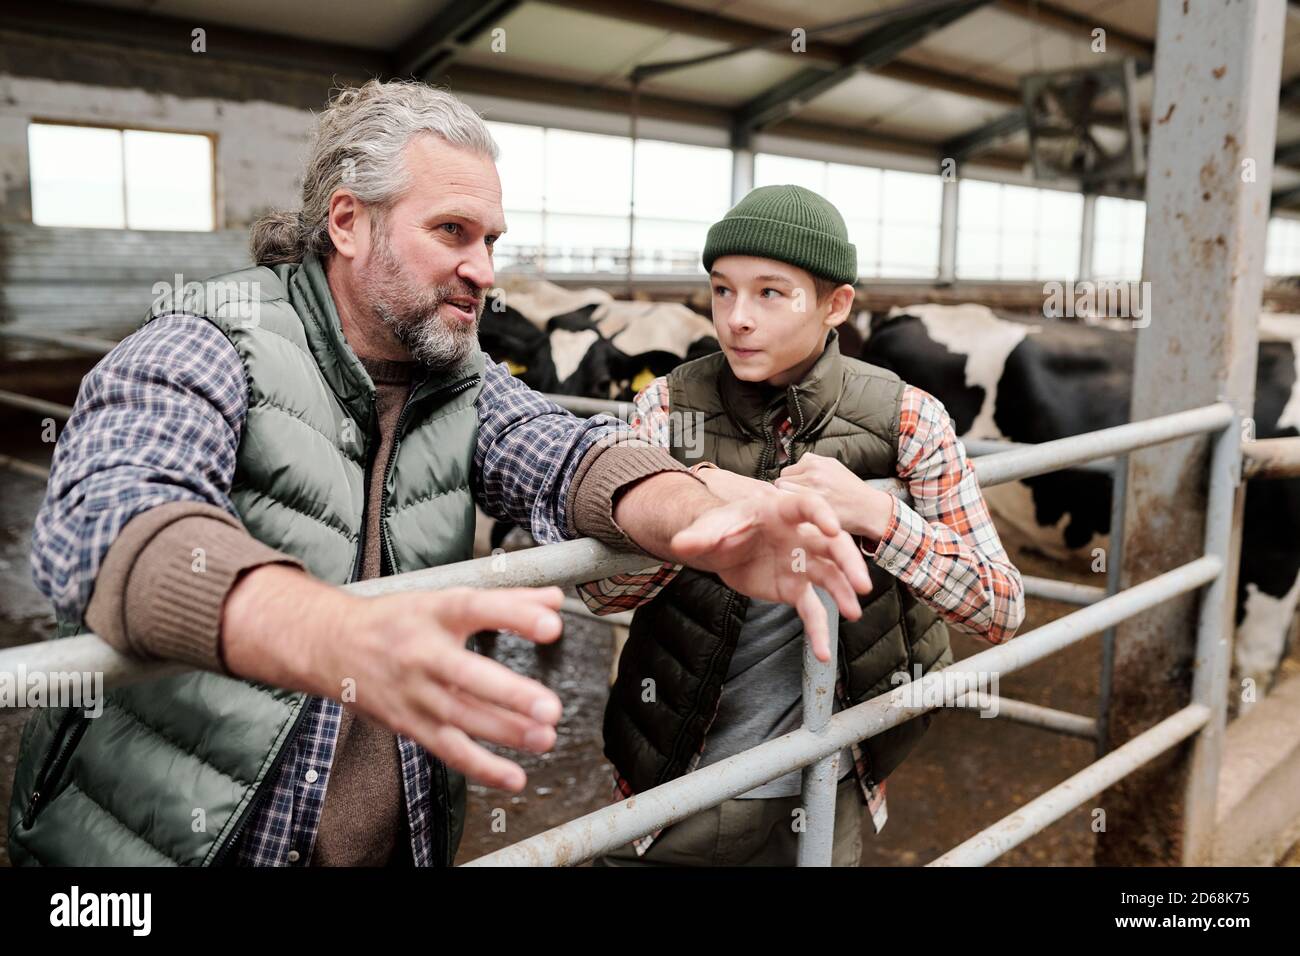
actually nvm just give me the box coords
[474,280,720,553]
[858,303,1300,706]
[479,280,719,401]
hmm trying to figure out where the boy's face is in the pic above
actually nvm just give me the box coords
[709,255,854,387]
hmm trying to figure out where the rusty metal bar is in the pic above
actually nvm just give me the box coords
[1241,436,1300,479]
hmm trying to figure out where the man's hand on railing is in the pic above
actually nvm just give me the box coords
[221,565,565,792]
[665,485,872,663]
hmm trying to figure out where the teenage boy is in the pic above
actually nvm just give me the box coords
[580,184,1026,867]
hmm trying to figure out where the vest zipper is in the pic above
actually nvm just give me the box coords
[209,699,312,866]
[659,587,740,784]
[21,708,91,829]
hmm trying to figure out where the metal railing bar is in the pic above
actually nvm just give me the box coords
[464,554,1221,866]
[541,394,631,420]
[1240,436,1300,479]
[963,437,1116,475]
[0,453,50,482]
[0,327,116,355]
[946,693,1099,740]
[0,540,662,692]
[0,389,72,421]
[1021,576,1106,606]
[970,403,1233,487]
[928,704,1210,866]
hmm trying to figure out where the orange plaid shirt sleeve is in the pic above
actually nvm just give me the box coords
[577,377,1024,644]
[861,384,1025,644]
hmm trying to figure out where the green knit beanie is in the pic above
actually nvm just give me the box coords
[702,184,857,286]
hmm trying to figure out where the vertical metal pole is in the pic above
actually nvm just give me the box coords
[1182,418,1243,864]
[731,143,755,206]
[1095,452,1127,759]
[1078,192,1097,281]
[1097,0,1280,866]
[626,81,639,297]
[938,175,958,283]
[797,588,840,867]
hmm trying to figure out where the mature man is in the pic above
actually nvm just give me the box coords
[8,80,872,867]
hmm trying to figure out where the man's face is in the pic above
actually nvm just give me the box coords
[709,255,844,387]
[354,135,506,372]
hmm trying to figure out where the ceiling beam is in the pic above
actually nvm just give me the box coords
[733,0,991,137]
[543,0,1035,113]
[395,0,523,79]
[942,109,1030,162]
[993,0,1154,59]
[545,0,806,54]
[440,63,1026,170]
[0,0,388,76]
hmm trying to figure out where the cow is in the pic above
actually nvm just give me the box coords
[479,278,719,401]
[475,279,720,552]
[857,303,1300,710]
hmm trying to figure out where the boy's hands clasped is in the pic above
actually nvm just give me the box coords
[774,451,897,544]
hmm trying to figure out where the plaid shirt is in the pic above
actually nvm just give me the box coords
[30,313,627,866]
[578,373,1025,852]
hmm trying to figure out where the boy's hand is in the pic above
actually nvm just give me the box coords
[774,452,895,544]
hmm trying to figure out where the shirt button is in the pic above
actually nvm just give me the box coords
[287,850,300,863]
[304,769,319,784]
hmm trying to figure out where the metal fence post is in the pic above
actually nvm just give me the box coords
[797,588,840,867]
[1095,452,1127,758]
[1181,416,1245,864]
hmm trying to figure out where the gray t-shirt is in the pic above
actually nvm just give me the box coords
[695,595,855,799]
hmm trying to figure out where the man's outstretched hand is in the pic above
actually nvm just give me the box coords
[223,567,567,793]
[666,483,872,662]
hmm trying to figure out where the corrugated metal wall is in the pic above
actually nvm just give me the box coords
[0,224,251,355]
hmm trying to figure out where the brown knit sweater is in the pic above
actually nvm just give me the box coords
[83,358,691,865]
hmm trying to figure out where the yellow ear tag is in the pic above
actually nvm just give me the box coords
[505,360,528,376]
[631,366,655,392]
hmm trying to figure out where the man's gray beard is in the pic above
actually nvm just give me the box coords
[361,233,482,374]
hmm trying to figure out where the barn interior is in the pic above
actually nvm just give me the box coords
[0,0,1299,870]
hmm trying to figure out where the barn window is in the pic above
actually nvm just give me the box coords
[1091,196,1146,281]
[1265,216,1300,277]
[754,154,943,280]
[28,122,215,231]
[487,121,730,275]
[956,179,1083,281]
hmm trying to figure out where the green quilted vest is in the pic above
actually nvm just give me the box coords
[604,329,953,795]
[8,254,484,866]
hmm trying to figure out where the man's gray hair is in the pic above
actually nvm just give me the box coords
[251,79,498,266]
